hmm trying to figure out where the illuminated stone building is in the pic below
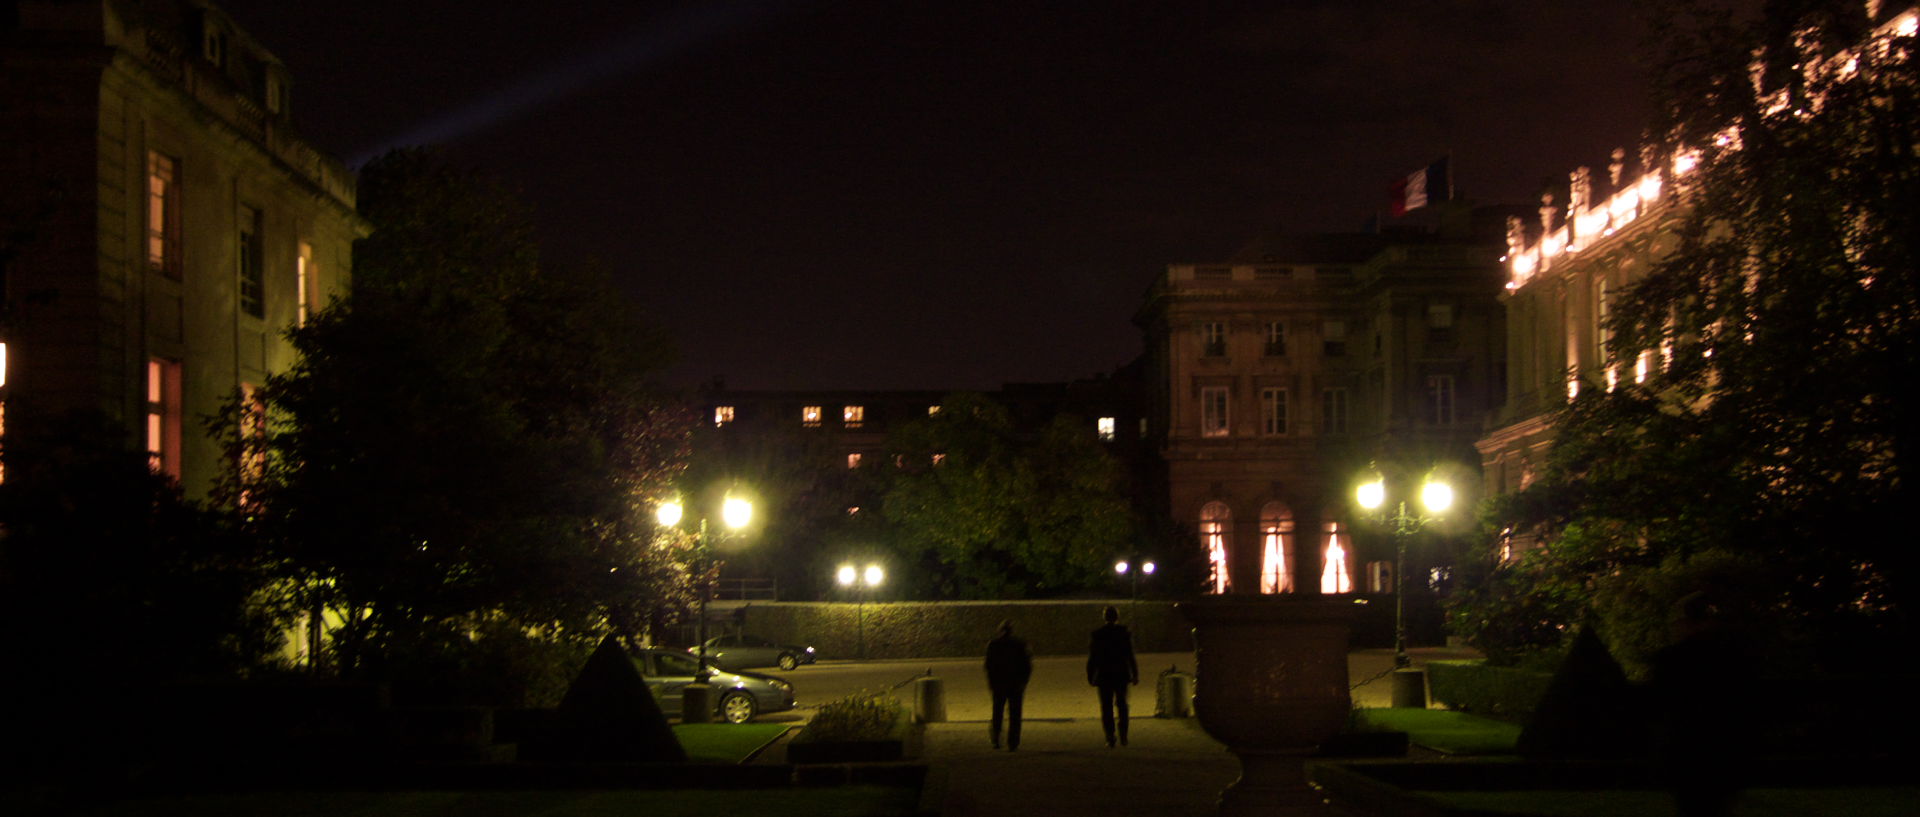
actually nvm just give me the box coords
[1475,149,1684,515]
[1136,204,1509,601]
[1477,5,1920,537]
[1,0,362,496]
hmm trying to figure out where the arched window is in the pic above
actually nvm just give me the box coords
[1200,502,1232,594]
[1258,502,1293,594]
[1321,521,1353,594]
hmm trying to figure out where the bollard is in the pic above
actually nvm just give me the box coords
[1156,671,1194,718]
[1389,668,1427,709]
[913,676,946,723]
[681,683,714,723]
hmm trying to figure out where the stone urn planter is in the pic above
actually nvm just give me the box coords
[1178,597,1359,815]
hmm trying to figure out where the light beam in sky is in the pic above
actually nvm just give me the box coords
[352,0,793,165]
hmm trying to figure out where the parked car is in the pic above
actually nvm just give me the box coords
[631,647,795,724]
[697,634,818,671]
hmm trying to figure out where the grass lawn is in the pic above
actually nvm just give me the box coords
[65,786,923,817]
[1422,786,1920,817]
[672,723,792,763]
[1352,707,1522,755]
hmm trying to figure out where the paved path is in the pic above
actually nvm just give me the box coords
[911,646,1478,817]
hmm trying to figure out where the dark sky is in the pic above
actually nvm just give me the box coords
[220,0,1654,391]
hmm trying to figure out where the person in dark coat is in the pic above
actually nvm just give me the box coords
[1086,605,1138,747]
[983,619,1033,750]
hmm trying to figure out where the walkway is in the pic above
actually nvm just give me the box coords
[912,647,1477,816]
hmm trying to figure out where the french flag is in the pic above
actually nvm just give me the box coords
[1389,157,1450,216]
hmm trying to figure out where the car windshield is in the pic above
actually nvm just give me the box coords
[657,652,702,677]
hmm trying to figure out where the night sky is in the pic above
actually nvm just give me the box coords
[220,0,1654,391]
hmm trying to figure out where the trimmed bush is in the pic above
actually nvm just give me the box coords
[738,600,1191,659]
[1427,659,1553,724]
[803,691,905,742]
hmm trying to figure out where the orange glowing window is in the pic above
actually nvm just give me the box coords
[1201,501,1232,594]
[713,405,734,427]
[847,453,862,469]
[1321,522,1353,594]
[146,358,182,479]
[146,151,181,279]
[1097,417,1116,441]
[802,405,822,427]
[843,405,864,427]
[1259,503,1293,594]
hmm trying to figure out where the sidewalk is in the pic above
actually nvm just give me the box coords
[910,647,1478,816]
[916,717,1239,817]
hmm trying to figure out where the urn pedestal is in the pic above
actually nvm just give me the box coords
[1178,598,1358,815]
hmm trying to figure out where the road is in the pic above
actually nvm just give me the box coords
[746,647,1470,725]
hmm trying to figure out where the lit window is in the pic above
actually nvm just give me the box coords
[238,206,264,318]
[146,359,182,479]
[802,405,822,427]
[714,406,734,426]
[1426,375,1455,425]
[1260,388,1288,436]
[147,151,181,279]
[1264,321,1287,356]
[843,405,864,427]
[1321,522,1352,594]
[847,506,860,515]
[1200,502,1232,594]
[1259,503,1292,594]
[1200,321,1226,357]
[847,453,862,469]
[296,241,313,326]
[932,453,946,466]
[1322,320,1347,357]
[1097,417,1116,441]
[1200,386,1230,437]
[928,405,940,415]
[1321,388,1348,434]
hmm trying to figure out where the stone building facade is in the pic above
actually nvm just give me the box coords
[1,0,362,497]
[1137,204,1508,599]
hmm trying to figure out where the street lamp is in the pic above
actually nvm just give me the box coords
[837,562,884,660]
[1115,558,1156,599]
[1355,471,1453,669]
[657,493,752,684]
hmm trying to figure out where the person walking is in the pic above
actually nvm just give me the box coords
[984,619,1032,750]
[1086,605,1138,747]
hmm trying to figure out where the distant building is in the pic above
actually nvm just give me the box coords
[1136,204,1509,599]
[692,370,1150,600]
[1,0,363,496]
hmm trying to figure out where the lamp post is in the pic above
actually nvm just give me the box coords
[1115,558,1156,619]
[1354,473,1452,670]
[837,562,884,660]
[657,494,753,685]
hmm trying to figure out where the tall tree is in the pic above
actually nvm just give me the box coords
[217,149,693,675]
[1459,1,1918,670]
[880,393,1134,599]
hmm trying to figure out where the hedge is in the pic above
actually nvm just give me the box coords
[1426,659,1553,724]
[732,600,1193,660]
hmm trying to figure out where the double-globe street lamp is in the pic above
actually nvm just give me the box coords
[656,494,753,687]
[837,562,884,660]
[1354,471,1453,670]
